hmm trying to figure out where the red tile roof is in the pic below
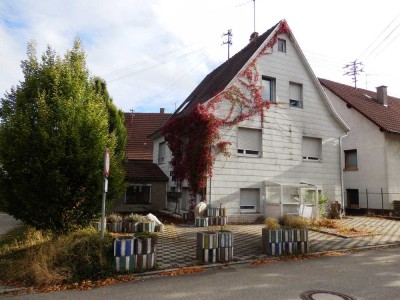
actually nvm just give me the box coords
[319,78,400,133]
[123,160,168,182]
[124,112,171,160]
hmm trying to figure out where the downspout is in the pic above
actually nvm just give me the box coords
[339,133,348,216]
[209,177,212,207]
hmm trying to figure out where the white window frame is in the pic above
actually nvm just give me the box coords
[240,188,260,213]
[302,137,322,161]
[278,38,286,53]
[237,127,262,157]
[262,76,276,102]
[289,82,303,108]
[158,141,166,164]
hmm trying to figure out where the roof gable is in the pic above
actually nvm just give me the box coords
[125,112,171,160]
[319,78,400,133]
[173,21,281,117]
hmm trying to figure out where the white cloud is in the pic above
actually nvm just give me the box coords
[1,0,400,113]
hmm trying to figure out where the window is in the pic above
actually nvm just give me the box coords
[346,189,359,208]
[278,38,286,53]
[237,128,262,156]
[240,188,260,212]
[344,149,358,171]
[302,137,321,161]
[289,82,302,108]
[262,76,276,102]
[125,185,151,204]
[158,142,166,164]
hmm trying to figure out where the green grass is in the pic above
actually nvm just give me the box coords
[0,226,115,285]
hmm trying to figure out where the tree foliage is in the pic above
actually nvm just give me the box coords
[0,39,126,232]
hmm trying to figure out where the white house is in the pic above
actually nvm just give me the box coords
[320,79,400,214]
[151,20,349,221]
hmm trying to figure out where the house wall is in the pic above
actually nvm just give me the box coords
[385,133,400,204]
[112,180,167,212]
[324,88,390,209]
[208,32,345,218]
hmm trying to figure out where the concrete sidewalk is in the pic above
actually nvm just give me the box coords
[156,216,400,269]
[0,212,21,236]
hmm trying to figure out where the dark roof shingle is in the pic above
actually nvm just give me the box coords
[124,112,171,160]
[319,78,400,133]
[123,160,168,182]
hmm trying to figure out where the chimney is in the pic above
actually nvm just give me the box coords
[160,108,165,114]
[249,32,259,43]
[376,86,388,106]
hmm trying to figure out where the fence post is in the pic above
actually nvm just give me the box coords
[366,188,369,215]
[381,187,384,216]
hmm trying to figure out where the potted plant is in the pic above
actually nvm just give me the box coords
[123,213,145,233]
[106,213,123,233]
[262,217,283,256]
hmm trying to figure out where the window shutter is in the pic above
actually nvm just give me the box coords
[240,188,260,211]
[238,128,261,152]
[303,137,320,159]
[290,83,301,101]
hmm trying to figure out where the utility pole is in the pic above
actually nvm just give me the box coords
[253,0,256,33]
[222,29,232,60]
[343,60,364,88]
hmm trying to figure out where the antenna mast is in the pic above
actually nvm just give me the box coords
[343,59,364,88]
[222,29,233,60]
[253,0,256,33]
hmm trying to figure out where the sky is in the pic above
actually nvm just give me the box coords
[1,0,399,113]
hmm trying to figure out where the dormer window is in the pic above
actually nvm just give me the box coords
[278,38,286,53]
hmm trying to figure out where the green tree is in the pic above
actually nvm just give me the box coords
[0,39,126,232]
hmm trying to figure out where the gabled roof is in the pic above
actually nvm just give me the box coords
[123,160,169,182]
[172,21,280,117]
[125,112,171,160]
[319,78,400,133]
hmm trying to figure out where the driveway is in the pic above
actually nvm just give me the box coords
[0,212,21,236]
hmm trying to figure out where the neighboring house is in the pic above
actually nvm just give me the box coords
[151,20,349,222]
[112,109,171,212]
[320,79,400,214]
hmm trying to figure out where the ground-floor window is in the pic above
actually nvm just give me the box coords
[125,185,151,204]
[240,188,260,213]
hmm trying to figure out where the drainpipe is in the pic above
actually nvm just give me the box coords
[339,133,348,216]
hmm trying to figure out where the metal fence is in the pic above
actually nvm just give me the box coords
[343,188,400,215]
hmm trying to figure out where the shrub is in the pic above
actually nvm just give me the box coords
[264,217,281,230]
[280,215,309,229]
[106,213,122,223]
[0,227,114,285]
[124,213,147,222]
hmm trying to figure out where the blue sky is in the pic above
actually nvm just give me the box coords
[1,0,399,113]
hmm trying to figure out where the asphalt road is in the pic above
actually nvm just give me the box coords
[9,246,400,300]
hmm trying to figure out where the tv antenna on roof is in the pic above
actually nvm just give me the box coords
[222,29,233,60]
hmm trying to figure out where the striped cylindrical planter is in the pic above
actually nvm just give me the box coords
[107,222,123,233]
[195,217,208,227]
[262,228,283,256]
[114,237,157,272]
[196,232,218,263]
[138,222,156,232]
[215,216,227,226]
[217,231,234,262]
[123,222,140,233]
[262,228,308,256]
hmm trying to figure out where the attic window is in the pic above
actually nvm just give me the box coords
[278,39,286,53]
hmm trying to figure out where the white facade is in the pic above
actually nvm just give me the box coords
[325,88,400,211]
[153,27,348,220]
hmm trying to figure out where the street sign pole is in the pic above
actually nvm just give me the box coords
[100,148,110,239]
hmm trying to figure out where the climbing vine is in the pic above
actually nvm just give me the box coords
[162,21,291,210]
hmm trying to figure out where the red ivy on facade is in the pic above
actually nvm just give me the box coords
[162,22,291,209]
